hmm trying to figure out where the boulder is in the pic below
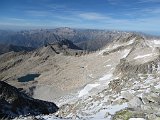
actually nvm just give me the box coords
[121,91,134,101]
[128,97,143,108]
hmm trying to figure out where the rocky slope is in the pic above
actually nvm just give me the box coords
[56,34,160,120]
[1,32,160,119]
[0,81,58,119]
[0,39,85,100]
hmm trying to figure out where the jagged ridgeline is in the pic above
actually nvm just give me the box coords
[0,28,141,53]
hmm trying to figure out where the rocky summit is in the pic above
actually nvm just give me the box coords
[1,30,160,120]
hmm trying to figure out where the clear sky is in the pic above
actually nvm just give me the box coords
[0,0,160,34]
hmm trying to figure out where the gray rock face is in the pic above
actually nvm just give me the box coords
[121,91,134,101]
[0,81,59,119]
[128,97,143,108]
[34,39,84,57]
[115,58,160,76]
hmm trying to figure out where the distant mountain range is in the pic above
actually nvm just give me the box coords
[0,27,151,53]
[0,43,34,55]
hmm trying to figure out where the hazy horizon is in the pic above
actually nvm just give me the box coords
[0,0,160,35]
[0,26,159,36]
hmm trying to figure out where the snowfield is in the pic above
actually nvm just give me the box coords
[121,49,131,58]
[153,40,160,44]
[129,118,146,120]
[134,53,157,59]
[78,84,100,97]
[106,103,128,115]
[99,74,113,81]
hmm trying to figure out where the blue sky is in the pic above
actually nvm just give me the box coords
[0,0,160,34]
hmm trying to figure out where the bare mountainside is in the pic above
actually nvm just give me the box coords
[1,33,160,119]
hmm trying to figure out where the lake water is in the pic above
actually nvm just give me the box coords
[18,74,40,82]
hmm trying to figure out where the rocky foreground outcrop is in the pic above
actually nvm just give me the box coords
[0,81,59,119]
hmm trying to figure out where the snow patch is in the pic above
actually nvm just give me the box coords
[122,49,130,58]
[155,84,160,89]
[98,49,108,55]
[144,75,154,84]
[91,109,111,120]
[109,38,135,50]
[106,103,128,115]
[153,40,160,45]
[78,84,100,97]
[105,65,112,67]
[129,118,146,120]
[134,53,157,59]
[157,62,160,71]
[99,74,112,81]
[127,38,135,45]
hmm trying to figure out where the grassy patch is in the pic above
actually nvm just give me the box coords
[113,109,132,120]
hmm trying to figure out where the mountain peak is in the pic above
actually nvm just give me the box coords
[34,39,83,57]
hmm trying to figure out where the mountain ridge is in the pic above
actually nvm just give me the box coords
[0,28,141,52]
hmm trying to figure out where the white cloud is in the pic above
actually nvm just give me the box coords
[107,0,120,5]
[79,12,109,20]
[26,10,52,17]
[142,8,160,14]
[138,0,160,3]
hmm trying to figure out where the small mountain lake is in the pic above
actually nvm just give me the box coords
[18,74,40,82]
